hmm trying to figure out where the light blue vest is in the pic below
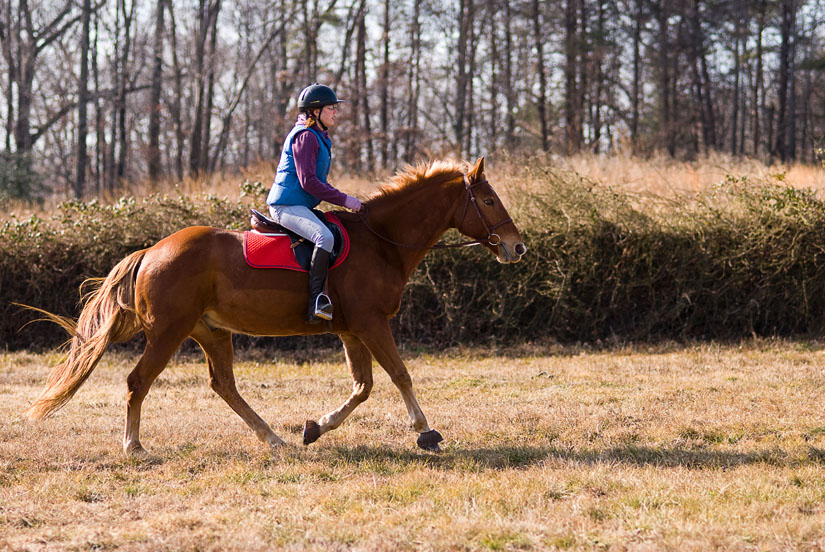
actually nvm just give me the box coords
[267,125,332,208]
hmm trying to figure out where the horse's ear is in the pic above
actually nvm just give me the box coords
[468,157,485,181]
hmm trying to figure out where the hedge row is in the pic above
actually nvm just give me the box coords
[3,169,825,351]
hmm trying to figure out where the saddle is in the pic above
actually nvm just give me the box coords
[244,209,349,272]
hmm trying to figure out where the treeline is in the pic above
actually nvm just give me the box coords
[1,0,825,202]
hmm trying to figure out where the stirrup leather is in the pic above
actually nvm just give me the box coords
[313,293,333,320]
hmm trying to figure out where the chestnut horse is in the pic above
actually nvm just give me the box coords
[25,158,526,455]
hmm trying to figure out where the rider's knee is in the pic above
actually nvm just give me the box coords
[313,226,334,252]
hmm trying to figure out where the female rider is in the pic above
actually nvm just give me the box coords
[267,84,362,323]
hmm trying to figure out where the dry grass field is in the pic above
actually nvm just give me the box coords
[2,342,825,551]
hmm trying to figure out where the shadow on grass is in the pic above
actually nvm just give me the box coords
[326,442,825,471]
[41,441,825,473]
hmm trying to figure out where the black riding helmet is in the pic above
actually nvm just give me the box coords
[297,83,344,110]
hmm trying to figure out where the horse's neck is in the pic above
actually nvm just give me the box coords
[368,176,463,275]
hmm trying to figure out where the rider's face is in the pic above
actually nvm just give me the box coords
[317,104,338,128]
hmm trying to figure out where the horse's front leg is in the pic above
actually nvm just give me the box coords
[302,333,374,445]
[354,320,443,451]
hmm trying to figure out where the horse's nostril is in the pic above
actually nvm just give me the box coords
[515,243,527,256]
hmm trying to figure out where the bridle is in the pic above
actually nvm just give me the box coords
[356,173,513,250]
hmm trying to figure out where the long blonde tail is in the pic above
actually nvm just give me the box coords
[25,249,147,420]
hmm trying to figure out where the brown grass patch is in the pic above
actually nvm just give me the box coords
[7,153,825,219]
[2,342,825,550]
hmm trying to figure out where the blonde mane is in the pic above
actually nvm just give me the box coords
[367,160,467,203]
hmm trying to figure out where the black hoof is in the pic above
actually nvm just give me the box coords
[303,420,321,445]
[416,429,444,451]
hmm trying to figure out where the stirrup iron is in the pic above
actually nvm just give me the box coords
[313,293,333,321]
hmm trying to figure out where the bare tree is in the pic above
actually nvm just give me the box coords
[354,0,372,170]
[564,0,580,152]
[379,0,390,165]
[0,0,81,153]
[751,0,766,157]
[189,0,220,176]
[630,0,644,147]
[167,0,185,180]
[503,0,516,149]
[74,0,92,197]
[653,0,674,155]
[403,0,422,162]
[147,0,165,184]
[455,0,474,156]
[774,0,798,161]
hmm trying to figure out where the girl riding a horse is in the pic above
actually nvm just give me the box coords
[267,83,362,323]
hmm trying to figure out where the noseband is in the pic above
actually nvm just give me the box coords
[356,173,513,250]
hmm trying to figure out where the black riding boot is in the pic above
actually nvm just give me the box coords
[307,246,333,323]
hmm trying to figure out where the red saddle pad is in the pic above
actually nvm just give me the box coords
[242,212,349,272]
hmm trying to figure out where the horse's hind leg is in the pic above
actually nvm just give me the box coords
[190,323,286,449]
[124,332,189,456]
[303,333,374,445]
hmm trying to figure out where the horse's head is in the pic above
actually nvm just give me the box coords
[455,157,527,264]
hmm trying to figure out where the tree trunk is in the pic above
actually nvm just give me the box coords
[563,0,578,152]
[698,36,716,148]
[752,0,765,157]
[730,9,741,155]
[116,0,135,184]
[630,0,642,148]
[455,0,471,156]
[302,0,317,79]
[356,4,373,170]
[464,1,477,156]
[168,0,184,180]
[202,7,219,172]
[590,0,605,152]
[74,0,91,198]
[92,8,103,194]
[738,10,748,158]
[272,6,292,157]
[488,0,498,152]
[655,0,673,155]
[504,0,515,148]
[800,59,812,161]
[403,0,421,162]
[2,0,14,151]
[106,0,121,191]
[578,0,589,146]
[13,33,35,151]
[189,0,220,175]
[379,0,390,166]
[688,0,715,152]
[774,0,795,161]
[148,0,165,184]
[785,0,797,161]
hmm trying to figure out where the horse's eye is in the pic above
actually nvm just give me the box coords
[483,199,494,206]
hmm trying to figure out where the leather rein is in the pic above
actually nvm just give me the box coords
[355,174,513,250]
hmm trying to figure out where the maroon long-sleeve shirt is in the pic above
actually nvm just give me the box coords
[292,114,349,207]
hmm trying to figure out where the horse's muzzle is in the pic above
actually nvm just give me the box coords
[497,241,527,264]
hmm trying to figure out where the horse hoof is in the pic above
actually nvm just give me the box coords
[124,443,148,458]
[303,420,321,446]
[417,429,444,451]
[267,435,288,448]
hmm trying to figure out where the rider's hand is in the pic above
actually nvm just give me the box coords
[344,195,362,212]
